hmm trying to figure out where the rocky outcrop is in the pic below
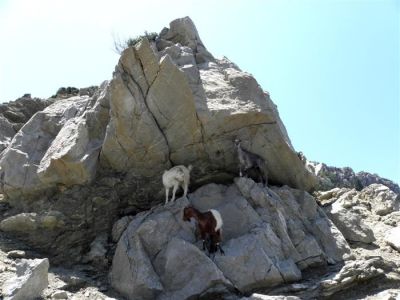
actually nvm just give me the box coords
[0,17,317,261]
[0,16,399,300]
[323,189,375,243]
[316,184,399,249]
[306,161,399,194]
[0,82,110,201]
[100,16,317,191]
[110,177,349,299]
[1,17,316,206]
[2,258,49,300]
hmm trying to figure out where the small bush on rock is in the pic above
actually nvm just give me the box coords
[113,31,158,54]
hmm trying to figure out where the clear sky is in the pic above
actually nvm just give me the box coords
[0,0,399,183]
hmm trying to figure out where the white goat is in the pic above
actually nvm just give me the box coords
[162,165,193,204]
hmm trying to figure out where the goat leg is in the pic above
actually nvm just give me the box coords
[171,184,178,202]
[183,182,188,198]
[217,243,225,255]
[165,188,169,204]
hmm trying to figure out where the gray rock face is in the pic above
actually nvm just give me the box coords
[0,82,110,201]
[1,16,315,208]
[111,215,134,242]
[110,177,349,299]
[0,95,53,153]
[324,191,375,243]
[317,184,400,247]
[2,258,49,300]
[100,16,317,192]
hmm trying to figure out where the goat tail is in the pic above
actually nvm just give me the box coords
[188,165,193,172]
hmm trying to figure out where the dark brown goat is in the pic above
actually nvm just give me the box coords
[183,206,225,255]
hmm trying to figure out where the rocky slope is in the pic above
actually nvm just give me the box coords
[0,16,399,300]
[110,177,349,300]
[305,160,399,194]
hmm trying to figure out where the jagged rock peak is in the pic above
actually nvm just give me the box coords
[157,16,214,63]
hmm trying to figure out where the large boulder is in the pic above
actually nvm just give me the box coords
[101,16,317,192]
[110,178,350,298]
[0,82,110,202]
[2,258,49,300]
[324,190,375,243]
[317,184,400,248]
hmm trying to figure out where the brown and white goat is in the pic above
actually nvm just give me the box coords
[183,206,225,255]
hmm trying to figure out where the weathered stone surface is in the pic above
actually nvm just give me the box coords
[0,16,399,300]
[359,184,399,216]
[0,116,15,153]
[111,178,349,298]
[111,215,133,242]
[51,290,69,299]
[154,238,231,300]
[325,196,375,243]
[385,227,400,252]
[318,257,387,297]
[0,213,39,233]
[101,16,317,192]
[0,95,53,153]
[83,234,108,267]
[306,161,400,194]
[0,212,65,234]
[0,94,52,128]
[6,251,26,259]
[2,258,49,300]
[100,40,170,176]
[214,231,287,291]
[159,17,214,63]
[318,184,399,248]
[264,254,400,299]
[0,16,316,253]
[110,233,164,300]
[0,82,110,201]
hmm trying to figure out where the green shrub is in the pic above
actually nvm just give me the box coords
[113,31,158,54]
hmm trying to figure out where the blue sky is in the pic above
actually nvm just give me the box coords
[0,0,399,183]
